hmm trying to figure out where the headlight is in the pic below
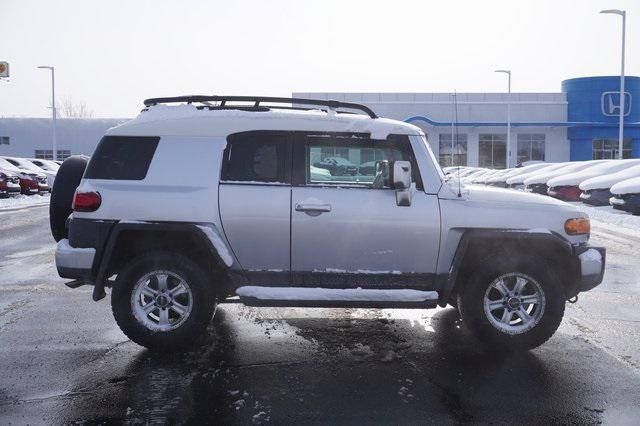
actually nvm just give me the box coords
[565,218,590,235]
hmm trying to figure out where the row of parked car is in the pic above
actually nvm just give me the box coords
[0,156,61,198]
[443,159,640,215]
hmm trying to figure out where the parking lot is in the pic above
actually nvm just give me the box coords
[1,205,639,424]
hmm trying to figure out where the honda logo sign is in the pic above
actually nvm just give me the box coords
[601,91,631,117]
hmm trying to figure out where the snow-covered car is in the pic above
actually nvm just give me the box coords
[610,177,640,215]
[547,160,640,202]
[523,160,606,195]
[580,164,640,206]
[2,156,54,189]
[0,157,43,195]
[0,169,21,197]
[487,162,549,188]
[481,169,513,186]
[50,95,605,353]
[506,163,568,190]
[28,158,60,174]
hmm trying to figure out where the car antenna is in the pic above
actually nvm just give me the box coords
[454,89,462,198]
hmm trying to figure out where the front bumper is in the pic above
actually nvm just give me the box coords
[572,245,606,294]
[580,189,612,206]
[525,183,548,195]
[548,186,582,202]
[610,194,640,214]
[55,238,96,280]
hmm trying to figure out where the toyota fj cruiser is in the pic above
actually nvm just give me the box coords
[50,96,605,352]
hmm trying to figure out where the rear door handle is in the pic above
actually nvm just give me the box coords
[295,203,332,213]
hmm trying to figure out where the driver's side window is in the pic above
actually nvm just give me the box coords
[303,134,422,189]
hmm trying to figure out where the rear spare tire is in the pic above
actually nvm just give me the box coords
[49,155,89,242]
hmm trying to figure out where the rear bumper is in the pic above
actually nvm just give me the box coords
[55,238,96,280]
[572,245,606,294]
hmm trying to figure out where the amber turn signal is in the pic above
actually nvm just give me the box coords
[565,218,590,235]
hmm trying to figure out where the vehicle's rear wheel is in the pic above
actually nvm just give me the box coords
[49,155,89,242]
[458,256,565,351]
[112,252,216,351]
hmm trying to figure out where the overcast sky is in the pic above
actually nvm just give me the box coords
[1,0,638,118]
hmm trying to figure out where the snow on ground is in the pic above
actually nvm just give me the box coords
[570,202,640,232]
[0,194,49,211]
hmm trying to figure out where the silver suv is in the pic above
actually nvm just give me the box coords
[50,96,605,352]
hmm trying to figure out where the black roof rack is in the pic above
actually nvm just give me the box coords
[142,95,378,119]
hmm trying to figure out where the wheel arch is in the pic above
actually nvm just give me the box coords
[439,229,576,307]
[93,222,239,301]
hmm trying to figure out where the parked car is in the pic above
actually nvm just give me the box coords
[524,160,607,195]
[506,163,568,190]
[0,157,43,195]
[547,160,640,202]
[610,177,640,215]
[313,156,358,176]
[28,158,60,173]
[0,169,21,197]
[487,162,549,188]
[50,95,604,353]
[580,164,640,206]
[2,156,55,189]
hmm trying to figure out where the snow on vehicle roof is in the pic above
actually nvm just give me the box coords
[107,104,423,139]
[610,176,640,195]
[506,162,568,185]
[496,162,550,181]
[548,160,640,187]
[580,164,640,191]
[523,160,607,185]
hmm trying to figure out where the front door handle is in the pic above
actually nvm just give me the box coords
[295,203,332,213]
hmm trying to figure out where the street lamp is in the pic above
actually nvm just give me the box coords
[495,70,511,168]
[37,65,57,161]
[600,9,626,160]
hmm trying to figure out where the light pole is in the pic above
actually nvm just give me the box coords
[600,9,626,159]
[37,66,57,161]
[495,70,511,168]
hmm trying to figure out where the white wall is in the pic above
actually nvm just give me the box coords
[0,118,127,158]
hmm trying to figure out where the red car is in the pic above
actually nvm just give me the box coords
[0,169,22,197]
[547,185,582,202]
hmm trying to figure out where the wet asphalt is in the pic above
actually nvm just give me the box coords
[1,205,639,425]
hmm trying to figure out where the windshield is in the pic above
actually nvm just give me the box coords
[0,158,22,173]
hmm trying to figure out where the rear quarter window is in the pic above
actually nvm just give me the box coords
[85,136,160,180]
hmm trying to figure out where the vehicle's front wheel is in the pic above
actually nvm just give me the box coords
[458,256,565,351]
[112,252,216,351]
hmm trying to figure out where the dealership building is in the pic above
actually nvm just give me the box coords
[0,76,638,168]
[296,75,640,168]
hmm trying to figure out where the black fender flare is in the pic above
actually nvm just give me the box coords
[92,221,236,301]
[439,229,574,307]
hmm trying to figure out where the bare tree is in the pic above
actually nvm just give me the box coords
[58,96,94,118]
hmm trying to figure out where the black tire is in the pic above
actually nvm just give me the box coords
[49,155,89,242]
[458,255,565,352]
[112,252,216,351]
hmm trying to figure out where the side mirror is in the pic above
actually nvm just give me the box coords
[393,161,413,206]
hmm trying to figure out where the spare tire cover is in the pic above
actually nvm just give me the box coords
[49,155,89,242]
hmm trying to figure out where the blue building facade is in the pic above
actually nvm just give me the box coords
[562,76,640,161]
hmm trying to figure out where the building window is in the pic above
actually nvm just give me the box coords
[34,149,71,161]
[517,134,545,164]
[478,134,506,169]
[592,139,632,160]
[438,133,468,167]
[0,136,9,145]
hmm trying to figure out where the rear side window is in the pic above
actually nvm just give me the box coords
[221,132,290,183]
[85,136,159,180]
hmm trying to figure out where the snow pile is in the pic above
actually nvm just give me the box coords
[0,194,49,211]
[611,176,640,195]
[570,203,640,231]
